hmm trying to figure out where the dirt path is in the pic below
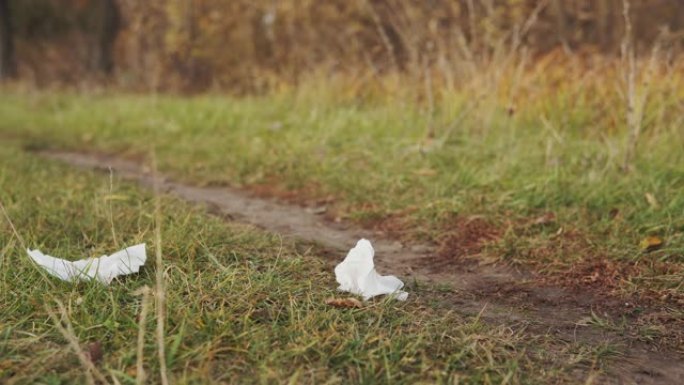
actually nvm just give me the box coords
[41,150,684,385]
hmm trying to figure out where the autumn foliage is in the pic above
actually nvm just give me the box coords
[4,0,684,92]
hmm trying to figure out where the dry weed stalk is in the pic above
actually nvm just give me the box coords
[465,0,477,53]
[46,300,110,385]
[620,0,660,171]
[0,200,58,290]
[134,285,153,385]
[362,0,399,72]
[0,202,105,384]
[621,0,638,171]
[107,168,119,247]
[151,152,170,385]
[423,57,435,139]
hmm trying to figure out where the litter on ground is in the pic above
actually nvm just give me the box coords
[27,243,147,284]
[334,239,408,301]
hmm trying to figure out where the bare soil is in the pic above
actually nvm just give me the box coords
[40,150,684,385]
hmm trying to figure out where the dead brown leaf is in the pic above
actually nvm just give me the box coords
[640,236,664,252]
[86,341,103,364]
[325,297,363,309]
[531,212,556,226]
[609,208,621,220]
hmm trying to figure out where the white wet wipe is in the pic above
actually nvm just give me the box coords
[334,239,408,301]
[27,243,147,284]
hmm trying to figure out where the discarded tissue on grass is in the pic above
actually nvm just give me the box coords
[27,243,147,284]
[334,239,408,301]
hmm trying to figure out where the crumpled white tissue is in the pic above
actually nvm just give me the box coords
[334,239,408,301]
[27,243,147,284]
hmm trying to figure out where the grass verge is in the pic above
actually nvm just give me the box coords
[0,82,682,303]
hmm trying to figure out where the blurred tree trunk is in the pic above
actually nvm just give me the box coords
[185,0,198,85]
[96,0,121,74]
[550,0,569,50]
[252,8,274,65]
[0,0,16,79]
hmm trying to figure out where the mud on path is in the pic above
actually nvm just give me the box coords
[41,150,684,384]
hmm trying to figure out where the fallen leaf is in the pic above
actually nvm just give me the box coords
[576,316,593,326]
[477,256,500,266]
[531,212,555,226]
[86,341,103,364]
[640,236,664,252]
[414,168,437,177]
[608,208,621,220]
[325,297,363,309]
[103,194,129,202]
[645,193,659,209]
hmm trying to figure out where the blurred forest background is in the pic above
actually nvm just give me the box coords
[0,0,683,93]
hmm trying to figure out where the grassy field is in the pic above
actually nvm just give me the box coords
[0,75,682,302]
[0,64,683,380]
[2,143,609,384]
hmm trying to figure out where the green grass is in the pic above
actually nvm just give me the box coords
[0,144,595,383]
[0,86,682,299]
